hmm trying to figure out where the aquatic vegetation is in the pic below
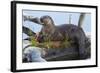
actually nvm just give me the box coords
[30,36,72,49]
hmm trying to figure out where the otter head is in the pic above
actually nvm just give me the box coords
[40,15,55,26]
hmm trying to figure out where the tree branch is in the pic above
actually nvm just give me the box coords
[23,26,36,36]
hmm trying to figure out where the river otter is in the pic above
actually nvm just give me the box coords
[24,15,89,59]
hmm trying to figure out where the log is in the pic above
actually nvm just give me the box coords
[23,26,36,36]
